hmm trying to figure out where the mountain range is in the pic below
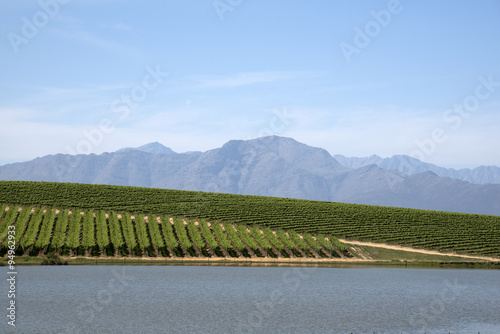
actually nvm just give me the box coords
[333,154,500,185]
[1,136,499,215]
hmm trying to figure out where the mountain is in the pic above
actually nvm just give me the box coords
[334,154,500,185]
[116,142,176,155]
[1,136,499,215]
[160,136,349,200]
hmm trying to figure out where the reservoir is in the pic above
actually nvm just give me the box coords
[2,265,499,333]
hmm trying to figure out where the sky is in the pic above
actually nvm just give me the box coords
[1,0,499,169]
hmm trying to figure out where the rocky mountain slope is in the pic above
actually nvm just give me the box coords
[1,136,499,215]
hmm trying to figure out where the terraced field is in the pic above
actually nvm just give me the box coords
[0,204,348,259]
[0,181,499,258]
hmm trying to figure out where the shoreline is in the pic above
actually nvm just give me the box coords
[4,238,499,269]
[3,255,500,269]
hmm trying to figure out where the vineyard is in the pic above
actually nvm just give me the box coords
[0,181,500,258]
[0,204,348,259]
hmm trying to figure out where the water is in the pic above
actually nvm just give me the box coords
[1,265,499,333]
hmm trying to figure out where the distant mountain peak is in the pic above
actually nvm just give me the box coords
[116,142,175,155]
[245,135,299,146]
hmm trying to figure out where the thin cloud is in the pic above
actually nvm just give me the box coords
[49,18,145,59]
[195,71,318,89]
[76,30,144,58]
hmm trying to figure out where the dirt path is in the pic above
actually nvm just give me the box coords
[338,239,499,262]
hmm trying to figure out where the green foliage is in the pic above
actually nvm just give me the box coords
[120,212,137,251]
[199,220,219,251]
[134,214,151,250]
[288,230,310,252]
[262,227,284,251]
[302,233,323,254]
[235,224,261,255]
[173,218,193,255]
[0,203,7,219]
[65,211,82,249]
[223,223,246,253]
[248,226,272,253]
[186,220,206,253]
[51,210,70,249]
[276,230,297,251]
[20,207,44,249]
[329,234,347,253]
[108,211,124,250]
[146,215,165,250]
[0,205,20,242]
[315,234,332,251]
[13,207,32,244]
[95,211,110,251]
[211,222,232,251]
[159,216,180,253]
[81,210,95,249]
[34,208,56,250]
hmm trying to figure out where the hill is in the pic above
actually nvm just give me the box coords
[1,181,499,259]
[1,136,500,215]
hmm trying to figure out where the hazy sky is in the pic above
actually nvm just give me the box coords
[1,0,499,168]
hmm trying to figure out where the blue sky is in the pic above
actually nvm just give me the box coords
[1,0,499,168]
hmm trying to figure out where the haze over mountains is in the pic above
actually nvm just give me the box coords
[333,154,500,185]
[1,136,499,216]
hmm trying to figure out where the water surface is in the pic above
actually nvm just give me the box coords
[1,266,499,333]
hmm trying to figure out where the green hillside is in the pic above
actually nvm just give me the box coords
[1,181,500,258]
[0,204,347,259]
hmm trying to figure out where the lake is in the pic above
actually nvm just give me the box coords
[2,265,499,333]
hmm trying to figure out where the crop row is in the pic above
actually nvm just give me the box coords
[0,204,346,259]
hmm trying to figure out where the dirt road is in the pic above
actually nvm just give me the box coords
[338,239,499,262]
